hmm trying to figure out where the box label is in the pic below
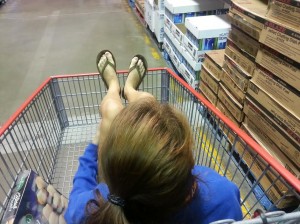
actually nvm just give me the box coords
[252,66,300,118]
[266,0,300,30]
[255,46,300,90]
[259,20,300,63]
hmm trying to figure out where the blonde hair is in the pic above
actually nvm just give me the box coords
[86,98,195,223]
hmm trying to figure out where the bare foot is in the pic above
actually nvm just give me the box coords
[124,57,146,96]
[97,52,119,90]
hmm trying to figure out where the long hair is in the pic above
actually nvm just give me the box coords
[86,98,195,223]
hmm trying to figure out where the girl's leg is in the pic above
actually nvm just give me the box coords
[92,52,124,146]
[123,57,155,103]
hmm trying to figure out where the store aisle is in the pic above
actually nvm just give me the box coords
[0,0,166,125]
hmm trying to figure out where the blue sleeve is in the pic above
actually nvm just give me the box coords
[64,143,99,224]
[173,166,243,224]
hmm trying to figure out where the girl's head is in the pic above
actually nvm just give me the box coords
[87,98,195,223]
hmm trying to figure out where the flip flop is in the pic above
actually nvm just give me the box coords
[96,50,117,89]
[122,54,148,99]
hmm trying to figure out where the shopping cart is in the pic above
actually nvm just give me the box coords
[0,68,299,223]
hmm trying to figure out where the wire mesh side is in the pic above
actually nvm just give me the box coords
[164,74,300,217]
[0,84,62,220]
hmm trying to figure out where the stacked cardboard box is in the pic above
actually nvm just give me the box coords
[222,0,300,208]
[198,50,224,106]
[163,0,230,88]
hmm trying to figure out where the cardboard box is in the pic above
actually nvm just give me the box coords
[230,0,268,30]
[229,25,260,58]
[225,38,256,76]
[203,50,225,79]
[227,11,261,40]
[223,54,251,92]
[255,45,300,90]
[266,0,300,31]
[247,82,300,144]
[251,65,300,118]
[218,83,244,122]
[259,20,300,63]
[216,100,241,127]
[1,170,68,224]
[221,69,246,105]
[200,65,220,94]
[185,15,231,51]
[242,123,300,178]
[243,97,300,167]
[199,80,218,106]
[233,128,299,208]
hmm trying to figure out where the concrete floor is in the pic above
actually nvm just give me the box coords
[0,0,166,125]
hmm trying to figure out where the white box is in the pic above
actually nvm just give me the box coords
[181,48,202,71]
[169,49,181,71]
[164,29,185,62]
[154,10,164,43]
[164,0,226,24]
[180,64,198,89]
[165,0,225,14]
[163,38,172,55]
[183,35,210,63]
[164,15,172,31]
[185,15,231,50]
[145,0,155,32]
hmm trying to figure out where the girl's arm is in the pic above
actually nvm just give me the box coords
[64,143,99,224]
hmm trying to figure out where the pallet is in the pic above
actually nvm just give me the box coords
[134,1,146,26]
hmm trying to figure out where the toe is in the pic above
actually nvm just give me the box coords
[105,52,115,65]
[129,57,139,68]
[137,59,145,74]
[98,55,107,69]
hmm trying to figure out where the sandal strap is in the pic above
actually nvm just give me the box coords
[128,64,142,80]
[100,59,116,75]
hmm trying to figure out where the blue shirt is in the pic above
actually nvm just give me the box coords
[64,144,242,223]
